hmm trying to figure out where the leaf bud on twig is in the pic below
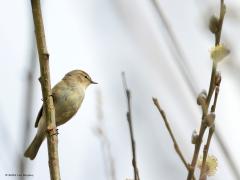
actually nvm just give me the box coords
[205,113,215,127]
[197,90,207,106]
[209,15,219,34]
[191,130,198,144]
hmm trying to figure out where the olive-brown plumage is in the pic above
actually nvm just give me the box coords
[24,70,97,160]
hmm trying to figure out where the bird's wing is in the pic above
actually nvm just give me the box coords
[35,105,43,128]
[34,90,57,128]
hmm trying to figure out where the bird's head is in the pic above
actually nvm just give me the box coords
[63,70,97,89]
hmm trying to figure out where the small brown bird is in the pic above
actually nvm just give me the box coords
[24,70,97,160]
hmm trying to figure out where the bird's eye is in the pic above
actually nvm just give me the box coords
[84,75,88,79]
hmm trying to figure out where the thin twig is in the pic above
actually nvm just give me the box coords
[211,85,220,113]
[196,7,238,178]
[192,8,239,177]
[206,0,226,106]
[199,1,226,179]
[31,0,61,179]
[187,1,226,179]
[200,73,221,178]
[215,0,226,46]
[152,98,196,180]
[152,98,188,169]
[152,0,236,178]
[121,72,140,180]
[187,118,207,180]
[206,64,217,106]
[199,126,215,179]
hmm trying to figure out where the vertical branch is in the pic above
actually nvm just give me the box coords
[200,74,221,178]
[31,0,61,180]
[187,1,226,179]
[206,0,226,105]
[121,72,140,180]
[152,0,236,178]
[199,126,215,179]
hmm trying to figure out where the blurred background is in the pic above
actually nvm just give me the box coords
[0,0,240,179]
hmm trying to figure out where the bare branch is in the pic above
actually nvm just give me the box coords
[121,72,140,180]
[152,0,236,178]
[152,98,195,180]
[31,0,61,179]
[187,1,226,179]
[200,72,221,178]
[199,126,215,179]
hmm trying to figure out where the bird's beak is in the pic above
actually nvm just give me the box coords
[91,80,98,84]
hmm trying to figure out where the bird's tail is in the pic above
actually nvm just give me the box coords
[24,133,45,160]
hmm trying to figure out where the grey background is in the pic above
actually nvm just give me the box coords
[0,0,240,179]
